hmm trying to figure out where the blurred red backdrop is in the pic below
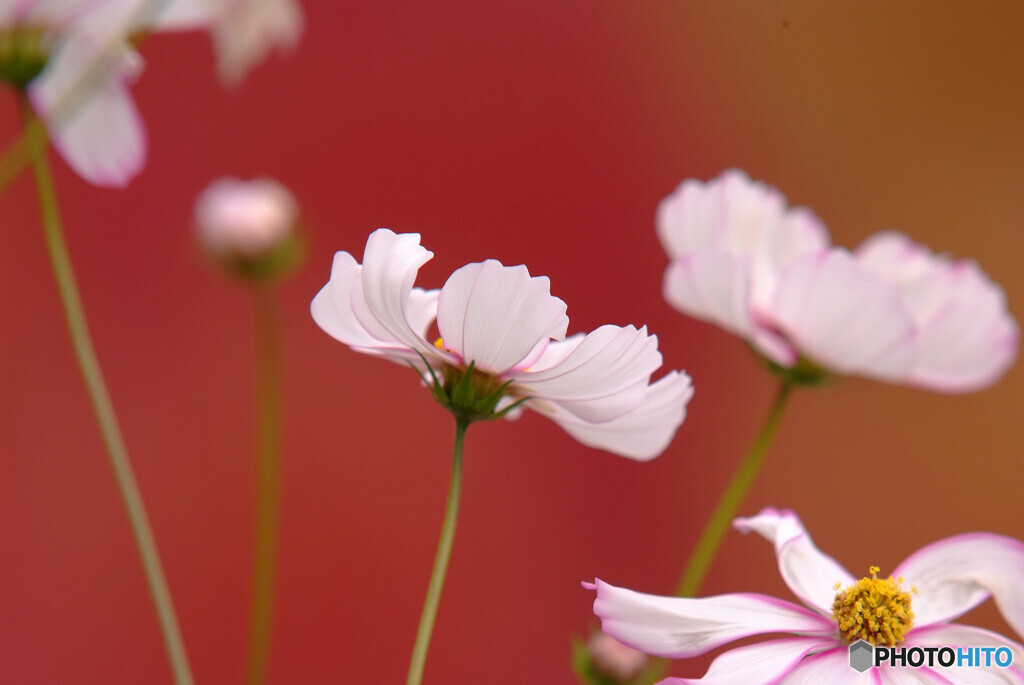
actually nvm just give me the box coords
[1,2,1023,683]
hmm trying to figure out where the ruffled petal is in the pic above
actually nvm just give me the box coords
[663,252,756,343]
[660,637,834,685]
[779,648,882,684]
[893,534,1024,635]
[538,371,692,460]
[515,325,661,423]
[310,231,443,364]
[757,250,916,382]
[436,260,568,374]
[29,32,146,187]
[733,507,855,616]
[589,579,834,659]
[908,623,1024,683]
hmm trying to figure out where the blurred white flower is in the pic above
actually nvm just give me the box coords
[0,0,210,186]
[658,169,1018,391]
[311,229,693,460]
[587,631,649,683]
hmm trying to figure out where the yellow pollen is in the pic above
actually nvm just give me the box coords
[831,566,914,647]
[433,337,445,349]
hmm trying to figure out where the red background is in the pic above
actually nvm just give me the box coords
[2,2,1023,683]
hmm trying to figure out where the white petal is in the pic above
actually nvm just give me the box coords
[733,507,855,615]
[29,33,146,187]
[515,325,661,423]
[539,371,693,460]
[663,252,756,343]
[656,169,829,264]
[908,623,1024,684]
[310,231,443,365]
[880,669,953,685]
[660,637,834,685]
[590,579,834,659]
[779,648,881,684]
[212,0,303,84]
[436,260,568,374]
[758,250,917,382]
[893,534,1024,635]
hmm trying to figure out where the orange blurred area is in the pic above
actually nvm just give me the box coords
[1,2,1022,683]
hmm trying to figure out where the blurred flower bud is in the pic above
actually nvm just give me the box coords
[195,176,304,282]
[587,631,648,683]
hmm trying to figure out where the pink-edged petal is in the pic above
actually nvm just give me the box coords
[29,33,146,187]
[660,637,835,685]
[589,579,834,659]
[212,0,303,84]
[905,262,1018,392]
[779,648,882,684]
[758,250,916,382]
[880,669,954,685]
[893,534,1024,635]
[515,325,661,423]
[538,370,693,461]
[436,260,568,374]
[663,252,756,342]
[857,232,1019,392]
[908,623,1024,683]
[734,507,855,616]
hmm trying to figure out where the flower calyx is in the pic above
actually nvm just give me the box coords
[414,350,528,424]
[0,27,52,89]
[832,566,915,647]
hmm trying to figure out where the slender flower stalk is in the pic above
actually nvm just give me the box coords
[675,380,792,598]
[0,128,30,193]
[22,97,194,685]
[248,286,283,685]
[406,418,469,685]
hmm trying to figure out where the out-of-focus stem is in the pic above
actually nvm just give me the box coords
[23,97,195,685]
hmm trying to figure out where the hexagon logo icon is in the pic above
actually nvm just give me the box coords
[849,640,874,672]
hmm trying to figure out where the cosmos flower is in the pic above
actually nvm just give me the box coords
[657,169,1018,391]
[0,0,215,186]
[589,507,1024,684]
[310,228,693,460]
[206,0,302,85]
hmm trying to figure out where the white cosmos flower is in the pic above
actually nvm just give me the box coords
[310,228,693,461]
[658,169,1018,391]
[590,507,1024,684]
[0,0,210,186]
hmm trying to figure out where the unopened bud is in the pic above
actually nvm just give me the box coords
[194,176,304,281]
[587,631,648,683]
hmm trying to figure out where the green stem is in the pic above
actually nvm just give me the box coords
[23,98,195,685]
[674,380,793,597]
[0,129,30,194]
[247,287,283,685]
[406,418,469,685]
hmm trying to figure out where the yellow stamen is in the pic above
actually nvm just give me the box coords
[831,566,914,647]
[434,337,444,349]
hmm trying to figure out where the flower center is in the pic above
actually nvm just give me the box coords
[0,27,53,89]
[831,566,915,647]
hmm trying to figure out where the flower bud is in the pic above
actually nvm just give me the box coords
[194,176,304,282]
[586,631,648,683]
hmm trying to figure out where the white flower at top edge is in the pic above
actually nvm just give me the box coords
[310,228,694,461]
[1,0,301,187]
[589,507,1024,684]
[658,169,1018,391]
